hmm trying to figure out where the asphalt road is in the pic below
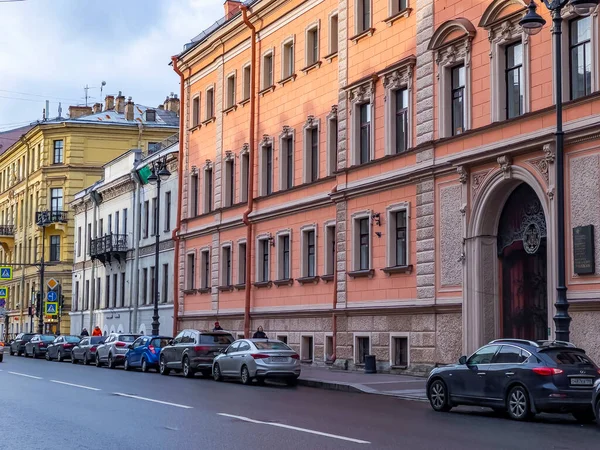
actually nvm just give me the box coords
[0,354,598,450]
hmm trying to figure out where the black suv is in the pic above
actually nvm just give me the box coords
[427,339,600,422]
[9,333,35,356]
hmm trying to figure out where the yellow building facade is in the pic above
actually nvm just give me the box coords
[0,94,179,337]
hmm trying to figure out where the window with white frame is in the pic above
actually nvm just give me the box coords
[256,237,270,282]
[349,81,374,165]
[190,172,199,216]
[277,231,291,280]
[242,64,251,101]
[352,213,371,272]
[237,241,246,284]
[259,139,273,196]
[203,165,213,213]
[192,95,200,127]
[279,127,294,190]
[323,222,336,276]
[328,13,339,55]
[383,62,413,155]
[301,227,317,278]
[303,117,320,183]
[205,87,215,120]
[226,73,236,109]
[240,148,249,202]
[355,0,372,35]
[450,65,466,136]
[326,107,338,175]
[359,103,371,163]
[569,16,592,100]
[305,23,320,67]
[223,156,235,207]
[386,204,409,268]
[200,249,210,290]
[389,0,408,17]
[505,41,524,119]
[282,38,295,80]
[221,245,232,287]
[262,51,274,89]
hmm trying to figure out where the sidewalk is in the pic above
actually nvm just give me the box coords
[298,364,428,401]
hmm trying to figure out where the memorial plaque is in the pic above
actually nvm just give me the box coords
[573,225,595,275]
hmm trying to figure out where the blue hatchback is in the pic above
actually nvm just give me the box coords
[124,336,172,373]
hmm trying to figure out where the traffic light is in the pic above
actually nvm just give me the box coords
[59,295,64,308]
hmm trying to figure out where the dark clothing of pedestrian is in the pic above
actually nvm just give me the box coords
[213,322,223,331]
[253,331,267,339]
[80,329,89,337]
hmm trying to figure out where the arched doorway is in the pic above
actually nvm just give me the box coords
[497,184,548,340]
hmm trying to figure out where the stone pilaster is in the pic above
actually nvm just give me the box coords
[335,201,347,307]
[415,0,435,146]
[416,179,435,300]
[211,231,220,310]
[337,0,349,170]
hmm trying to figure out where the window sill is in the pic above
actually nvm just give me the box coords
[301,61,322,74]
[239,98,250,107]
[259,85,276,97]
[183,289,197,295]
[278,74,297,86]
[201,117,215,126]
[198,287,211,294]
[273,278,294,287]
[347,269,375,279]
[218,285,234,292]
[234,283,246,290]
[384,8,412,27]
[223,105,237,115]
[189,124,201,132]
[253,280,272,289]
[320,274,334,283]
[349,28,375,44]
[381,265,413,275]
[297,276,320,285]
[323,52,338,63]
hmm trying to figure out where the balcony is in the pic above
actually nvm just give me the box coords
[36,210,68,226]
[0,224,14,252]
[90,233,128,265]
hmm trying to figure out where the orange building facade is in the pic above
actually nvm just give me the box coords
[173,0,600,373]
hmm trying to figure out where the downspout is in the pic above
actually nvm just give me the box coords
[241,5,256,338]
[171,55,185,337]
[330,185,338,365]
[131,180,141,333]
[89,197,97,332]
[82,205,87,333]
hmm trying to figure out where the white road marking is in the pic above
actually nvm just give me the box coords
[8,371,42,380]
[218,413,371,444]
[113,393,193,409]
[50,380,101,391]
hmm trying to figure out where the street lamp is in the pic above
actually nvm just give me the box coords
[519,0,599,342]
[147,156,171,336]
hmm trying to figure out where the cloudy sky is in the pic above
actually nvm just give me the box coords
[0,0,224,130]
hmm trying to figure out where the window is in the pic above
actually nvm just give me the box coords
[301,335,314,361]
[238,242,246,285]
[143,200,149,238]
[226,74,236,109]
[242,64,251,101]
[186,254,195,290]
[123,208,128,236]
[149,266,155,304]
[148,142,161,154]
[352,215,371,271]
[277,234,291,280]
[324,223,336,276]
[356,336,370,364]
[326,114,338,176]
[395,88,409,153]
[277,334,289,344]
[223,159,235,207]
[570,16,592,100]
[302,229,316,277]
[392,209,408,267]
[120,272,126,308]
[494,345,528,364]
[112,273,118,308]
[105,275,110,309]
[77,227,82,257]
[282,39,295,79]
[467,345,500,365]
[240,151,249,203]
[279,131,294,190]
[191,173,199,216]
[164,191,171,231]
[505,42,523,119]
[200,249,210,289]
[221,246,232,286]
[391,336,408,367]
[390,0,407,16]
[142,268,148,305]
[356,0,371,34]
[260,143,273,196]
[108,214,113,234]
[146,110,156,122]
[49,235,60,262]
[115,210,120,235]
[359,103,371,164]
[205,87,214,120]
[451,65,465,136]
[306,25,319,66]
[85,279,90,310]
[305,126,319,182]
[161,264,168,303]
[204,167,213,213]
[328,14,339,55]
[96,277,101,309]
[262,52,274,89]
[192,96,200,127]
[257,238,270,282]
[53,140,64,164]
[50,188,63,212]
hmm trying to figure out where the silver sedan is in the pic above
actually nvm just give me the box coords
[212,339,301,386]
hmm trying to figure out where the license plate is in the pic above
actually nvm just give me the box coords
[570,378,593,386]
[271,356,288,362]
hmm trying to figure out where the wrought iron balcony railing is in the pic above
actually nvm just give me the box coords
[36,210,68,226]
[90,233,128,264]
[0,225,15,236]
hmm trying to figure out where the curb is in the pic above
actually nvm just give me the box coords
[298,377,428,402]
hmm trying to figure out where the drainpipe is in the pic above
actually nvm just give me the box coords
[82,205,87,334]
[171,55,185,337]
[89,197,97,332]
[131,180,141,332]
[241,4,256,338]
[329,185,338,365]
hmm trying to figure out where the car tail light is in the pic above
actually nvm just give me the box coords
[532,367,564,376]
[290,354,300,360]
[63,344,73,349]
[193,346,210,353]
[115,342,126,348]
[90,346,97,352]
[251,353,270,359]
[39,343,46,348]
[149,345,156,354]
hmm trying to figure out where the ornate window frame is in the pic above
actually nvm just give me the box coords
[258,135,274,196]
[348,79,376,166]
[303,116,321,183]
[219,241,233,288]
[299,223,318,280]
[275,228,293,282]
[279,126,295,190]
[385,201,411,270]
[280,35,296,83]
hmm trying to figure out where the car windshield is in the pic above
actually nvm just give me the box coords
[118,335,137,343]
[254,341,292,351]
[90,337,105,344]
[41,336,55,342]
[545,350,596,366]
[199,334,234,345]
[65,336,80,343]
[151,338,171,348]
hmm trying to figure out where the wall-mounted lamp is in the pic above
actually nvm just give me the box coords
[371,212,381,226]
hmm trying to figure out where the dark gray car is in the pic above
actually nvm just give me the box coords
[159,330,234,378]
[9,333,35,356]
[71,336,106,365]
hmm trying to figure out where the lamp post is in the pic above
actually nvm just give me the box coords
[519,0,599,342]
[147,156,171,336]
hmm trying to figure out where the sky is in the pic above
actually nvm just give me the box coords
[0,0,225,130]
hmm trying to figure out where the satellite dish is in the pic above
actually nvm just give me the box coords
[101,81,107,86]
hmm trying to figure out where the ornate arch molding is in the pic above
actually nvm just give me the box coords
[427,18,477,52]
[478,0,527,28]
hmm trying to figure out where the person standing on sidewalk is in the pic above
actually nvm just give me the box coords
[253,326,267,339]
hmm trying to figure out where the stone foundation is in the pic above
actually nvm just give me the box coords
[570,311,600,364]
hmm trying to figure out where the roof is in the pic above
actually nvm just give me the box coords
[0,124,34,157]
[46,104,179,128]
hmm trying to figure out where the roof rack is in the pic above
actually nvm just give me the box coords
[535,340,576,349]
[489,339,539,347]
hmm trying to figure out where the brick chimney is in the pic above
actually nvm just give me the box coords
[165,94,180,116]
[224,0,241,20]
[115,91,126,114]
[105,95,115,111]
[92,103,103,114]
[68,105,93,119]
[124,97,135,121]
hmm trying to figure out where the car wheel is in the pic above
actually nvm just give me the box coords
[141,358,149,373]
[428,379,452,413]
[213,363,223,382]
[507,385,532,421]
[240,365,252,385]
[57,351,63,362]
[9,348,14,356]
[71,354,77,364]
[83,353,89,365]
[124,358,131,371]
[182,356,194,378]
[95,355,102,368]
[159,356,170,376]
[572,407,596,423]
[285,377,297,387]
[17,349,22,356]
[108,354,115,369]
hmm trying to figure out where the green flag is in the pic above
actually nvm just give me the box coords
[138,166,152,185]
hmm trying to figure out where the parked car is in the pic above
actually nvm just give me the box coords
[0,341,4,362]
[159,330,234,378]
[25,335,56,358]
[9,333,35,356]
[71,336,106,365]
[124,336,172,372]
[95,333,139,369]
[427,339,600,422]
[46,335,81,361]
[593,378,600,426]
[213,339,301,386]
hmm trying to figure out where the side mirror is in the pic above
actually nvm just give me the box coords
[220,348,227,354]
[169,340,174,346]
[128,344,133,349]
[458,355,467,365]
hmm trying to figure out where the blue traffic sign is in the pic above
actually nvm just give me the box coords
[0,267,12,280]
[47,291,58,302]
[0,287,7,299]
[45,302,58,315]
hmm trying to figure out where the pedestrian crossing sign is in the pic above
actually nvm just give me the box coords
[0,267,12,280]
[45,302,58,315]
[0,287,7,299]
